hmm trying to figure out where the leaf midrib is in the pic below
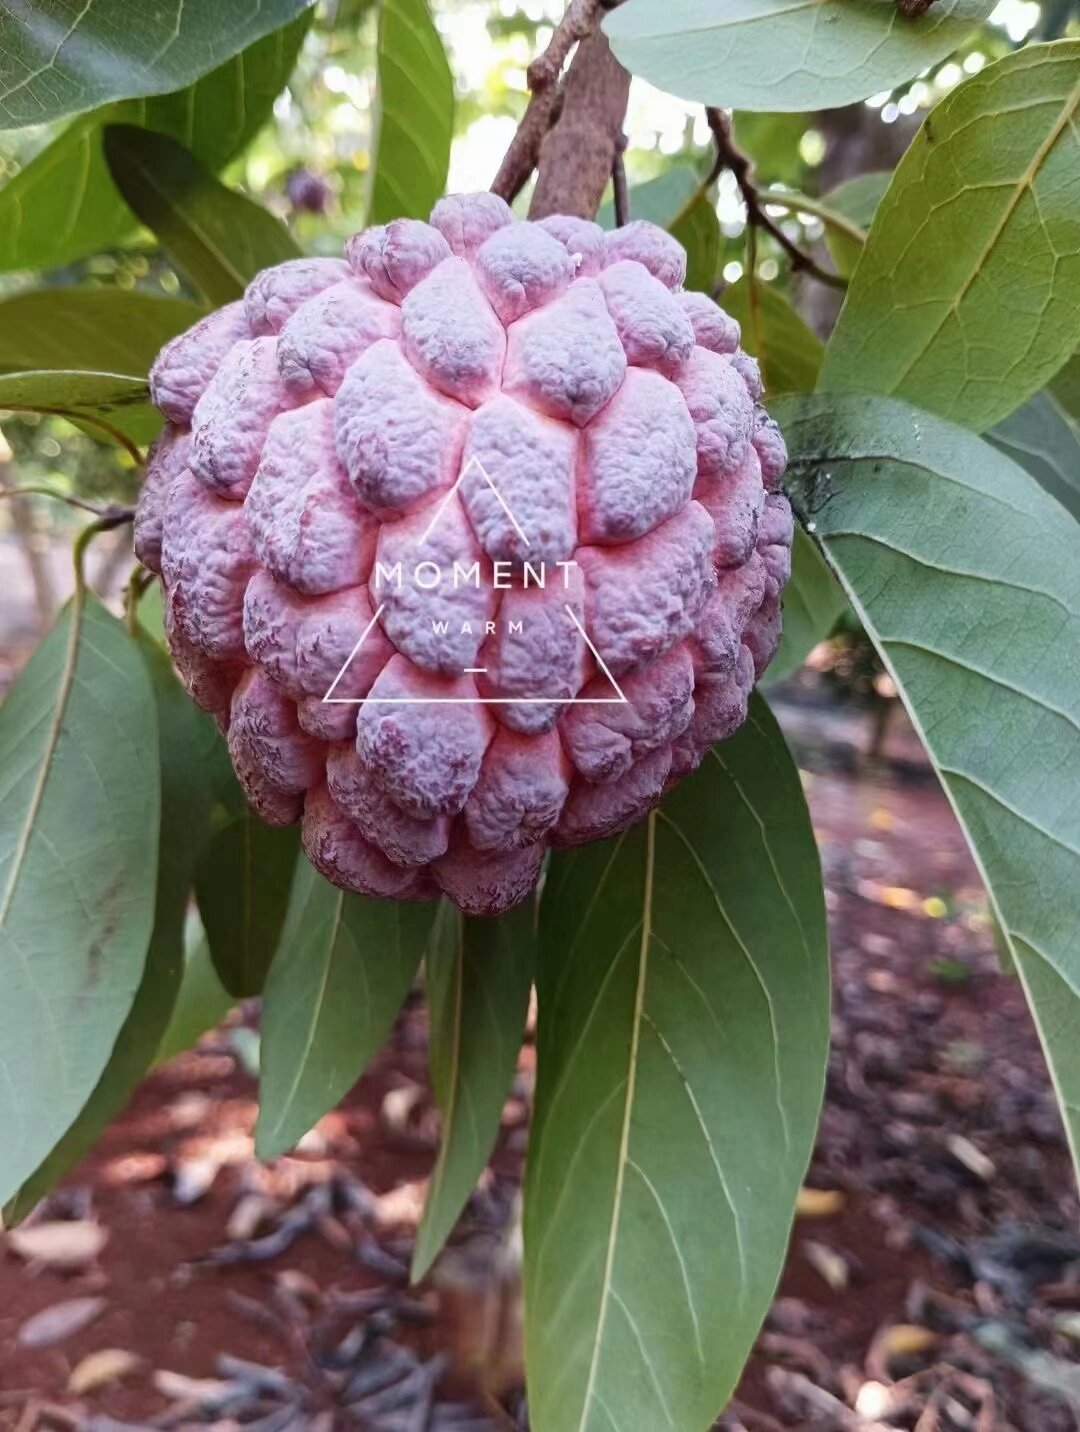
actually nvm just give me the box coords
[119,144,249,292]
[413,909,465,1275]
[576,811,655,1432]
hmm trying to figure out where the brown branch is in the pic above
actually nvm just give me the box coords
[528,30,630,220]
[490,0,605,205]
[707,108,847,291]
[491,0,630,221]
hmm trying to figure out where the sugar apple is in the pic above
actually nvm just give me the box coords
[137,192,793,917]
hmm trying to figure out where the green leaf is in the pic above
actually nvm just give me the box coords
[0,371,154,445]
[0,17,309,275]
[0,594,159,1205]
[0,289,203,375]
[256,864,439,1157]
[603,0,994,113]
[0,289,202,445]
[820,171,890,276]
[763,527,848,686]
[599,168,698,231]
[823,43,1080,430]
[671,196,722,295]
[776,391,1080,1176]
[105,126,301,305]
[988,389,1080,522]
[524,695,829,1432]
[4,635,219,1222]
[195,813,300,999]
[368,0,454,225]
[412,900,535,1281]
[0,0,313,129]
[720,278,824,396]
[156,930,233,1067]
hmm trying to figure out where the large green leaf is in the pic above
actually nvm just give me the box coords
[368,0,453,225]
[0,289,201,444]
[0,595,159,1205]
[603,0,994,113]
[0,17,309,274]
[988,389,1080,522]
[524,695,829,1432]
[105,126,301,306]
[412,900,535,1281]
[0,370,154,445]
[256,865,439,1157]
[4,637,219,1221]
[195,813,300,999]
[0,0,312,129]
[0,289,202,378]
[823,43,1080,430]
[721,278,824,397]
[777,392,1080,1173]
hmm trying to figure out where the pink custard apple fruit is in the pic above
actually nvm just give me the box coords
[138,192,793,917]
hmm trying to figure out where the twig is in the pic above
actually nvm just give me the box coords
[491,0,605,204]
[0,403,145,466]
[0,483,134,526]
[612,134,630,227]
[707,108,847,290]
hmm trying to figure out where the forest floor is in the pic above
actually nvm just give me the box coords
[1,672,1079,1431]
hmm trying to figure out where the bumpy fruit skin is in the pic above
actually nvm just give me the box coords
[139,193,792,916]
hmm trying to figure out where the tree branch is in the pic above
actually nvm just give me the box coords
[707,108,847,291]
[490,0,604,205]
[491,0,630,222]
[528,30,630,220]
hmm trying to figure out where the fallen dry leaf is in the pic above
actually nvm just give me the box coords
[6,1219,108,1269]
[17,1295,107,1348]
[373,1179,428,1228]
[795,1187,845,1219]
[153,1369,231,1402]
[802,1239,849,1292]
[68,1348,143,1393]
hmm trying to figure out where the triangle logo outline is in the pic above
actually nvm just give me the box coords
[322,454,628,707]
